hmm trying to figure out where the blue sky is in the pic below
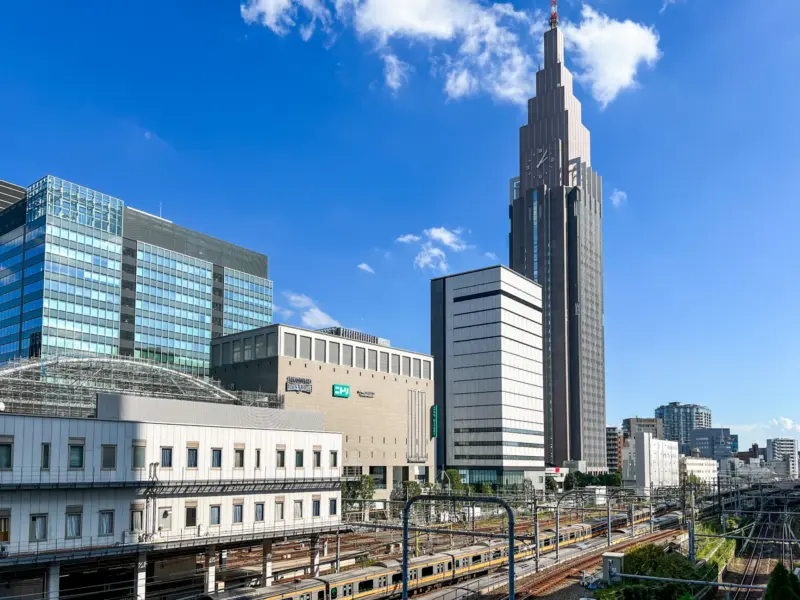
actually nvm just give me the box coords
[1,0,799,447]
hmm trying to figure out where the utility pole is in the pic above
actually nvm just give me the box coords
[532,494,540,572]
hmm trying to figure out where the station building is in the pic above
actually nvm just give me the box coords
[210,324,436,500]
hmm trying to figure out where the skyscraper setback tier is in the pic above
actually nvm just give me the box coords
[0,175,273,374]
[509,19,606,471]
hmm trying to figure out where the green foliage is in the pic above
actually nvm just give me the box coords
[563,470,622,490]
[596,544,716,600]
[444,469,464,490]
[343,474,375,510]
[545,476,557,491]
[764,563,800,600]
[478,482,493,494]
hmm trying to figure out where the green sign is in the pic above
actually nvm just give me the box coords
[332,384,350,398]
[431,405,439,438]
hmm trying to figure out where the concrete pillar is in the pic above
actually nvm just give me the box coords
[47,564,60,600]
[134,553,147,600]
[220,549,228,568]
[310,535,321,577]
[204,546,217,594]
[262,540,273,586]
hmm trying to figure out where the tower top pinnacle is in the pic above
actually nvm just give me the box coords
[550,0,558,29]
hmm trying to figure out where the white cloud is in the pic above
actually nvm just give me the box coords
[357,262,375,274]
[143,131,153,141]
[273,304,295,320]
[282,290,341,328]
[414,242,448,272]
[424,226,468,251]
[610,188,628,208]
[396,233,421,243]
[283,291,315,308]
[382,52,412,91]
[561,5,661,108]
[242,1,660,106]
[778,416,795,431]
[302,306,341,328]
[659,0,684,15]
[484,251,499,261]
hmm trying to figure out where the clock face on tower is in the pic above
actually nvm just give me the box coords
[533,141,560,186]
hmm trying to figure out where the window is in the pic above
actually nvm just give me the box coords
[275,501,285,521]
[159,508,172,531]
[294,500,303,519]
[235,448,245,468]
[313,450,322,468]
[212,448,222,468]
[255,503,264,522]
[66,510,82,538]
[355,347,366,368]
[0,514,8,542]
[99,511,114,536]
[69,443,84,469]
[329,499,338,516]
[312,499,321,517]
[0,439,12,470]
[295,450,304,468]
[276,449,285,468]
[379,352,389,373]
[413,358,421,378]
[30,514,47,542]
[41,443,50,470]
[329,342,340,364]
[256,449,261,469]
[266,331,278,356]
[232,339,241,362]
[131,509,143,532]
[101,445,117,470]
[161,447,173,468]
[283,332,297,357]
[132,444,145,469]
[210,505,221,526]
[299,336,312,359]
[342,344,353,366]
[233,503,243,523]
[402,356,411,376]
[243,337,253,361]
[314,338,326,362]
[187,448,198,468]
[185,506,197,528]
[330,451,338,467]
[368,349,377,370]
[423,360,432,380]
[255,334,266,358]
[391,354,400,374]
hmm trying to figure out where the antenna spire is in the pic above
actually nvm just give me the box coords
[550,0,558,29]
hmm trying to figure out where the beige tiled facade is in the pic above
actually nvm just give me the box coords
[211,325,435,500]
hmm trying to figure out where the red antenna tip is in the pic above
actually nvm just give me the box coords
[550,0,558,28]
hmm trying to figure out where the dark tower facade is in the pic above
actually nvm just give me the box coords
[509,20,606,471]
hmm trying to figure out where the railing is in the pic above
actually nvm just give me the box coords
[0,517,346,564]
[0,466,345,489]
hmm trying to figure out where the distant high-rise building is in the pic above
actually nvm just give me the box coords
[655,402,711,449]
[622,417,664,441]
[766,438,798,478]
[0,180,25,211]
[430,265,546,487]
[622,432,679,495]
[689,427,736,463]
[509,11,606,472]
[606,426,622,473]
[0,175,272,374]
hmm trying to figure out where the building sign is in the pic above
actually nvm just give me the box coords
[357,391,375,398]
[332,384,350,398]
[431,405,439,438]
[286,377,312,394]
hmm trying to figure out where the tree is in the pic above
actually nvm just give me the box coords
[444,469,464,491]
[343,474,375,511]
[764,563,800,600]
[478,482,493,494]
[563,472,576,491]
[545,477,557,492]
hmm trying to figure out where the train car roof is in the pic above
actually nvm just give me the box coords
[217,579,323,600]
[315,567,388,585]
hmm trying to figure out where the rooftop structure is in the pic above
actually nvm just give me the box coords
[315,326,390,347]
[0,354,282,418]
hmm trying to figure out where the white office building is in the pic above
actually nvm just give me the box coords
[622,432,679,495]
[430,265,545,488]
[766,438,798,478]
[680,456,718,487]
[0,391,341,599]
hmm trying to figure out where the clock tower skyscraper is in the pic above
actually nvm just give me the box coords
[509,7,607,472]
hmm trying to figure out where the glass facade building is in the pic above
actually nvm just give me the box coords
[0,175,271,374]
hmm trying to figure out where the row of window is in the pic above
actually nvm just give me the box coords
[43,316,118,340]
[137,247,212,279]
[41,335,118,356]
[47,243,121,272]
[137,283,212,310]
[137,267,212,294]
[46,223,122,255]
[135,315,211,340]
[44,278,120,305]
[43,298,119,324]
[134,332,209,355]
[45,259,121,288]
[223,289,272,309]
[137,300,211,324]
[223,272,272,297]
[0,441,339,472]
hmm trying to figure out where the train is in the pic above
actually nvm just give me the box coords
[194,503,681,600]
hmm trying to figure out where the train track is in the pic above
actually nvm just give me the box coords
[731,519,774,600]
[502,529,680,598]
